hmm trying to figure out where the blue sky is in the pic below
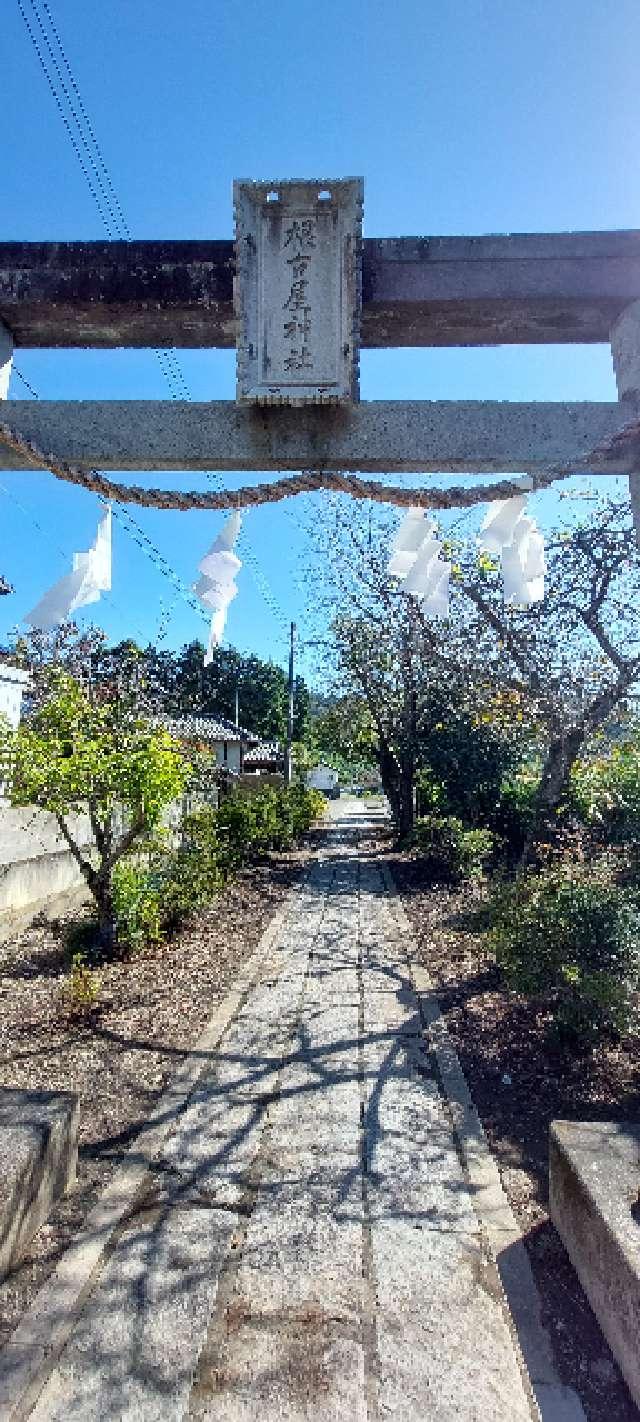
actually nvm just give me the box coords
[1,0,638,682]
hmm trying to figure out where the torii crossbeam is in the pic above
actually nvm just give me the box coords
[0,180,639,539]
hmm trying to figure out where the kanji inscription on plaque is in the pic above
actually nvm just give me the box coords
[234,178,363,405]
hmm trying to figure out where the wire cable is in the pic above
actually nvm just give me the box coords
[38,0,131,235]
[17,0,192,407]
[5,370,210,629]
[0,478,151,646]
[15,0,304,644]
[11,367,41,400]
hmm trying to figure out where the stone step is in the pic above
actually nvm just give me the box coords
[0,1088,78,1283]
[550,1120,640,1412]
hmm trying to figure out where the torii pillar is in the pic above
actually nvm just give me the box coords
[610,301,640,546]
[0,319,14,593]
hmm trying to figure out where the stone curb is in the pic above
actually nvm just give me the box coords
[0,888,296,1422]
[381,867,587,1422]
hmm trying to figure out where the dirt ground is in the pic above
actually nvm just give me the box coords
[0,834,321,1346]
[391,843,640,1422]
[2,817,639,1422]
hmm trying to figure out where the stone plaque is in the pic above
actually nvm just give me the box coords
[234,178,363,406]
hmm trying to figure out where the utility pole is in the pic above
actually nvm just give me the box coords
[285,620,296,786]
[234,681,239,728]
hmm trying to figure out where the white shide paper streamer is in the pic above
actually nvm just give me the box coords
[26,505,112,630]
[194,511,243,664]
[386,508,451,619]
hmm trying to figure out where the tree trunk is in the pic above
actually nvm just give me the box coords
[96,879,116,954]
[376,741,400,821]
[55,812,119,952]
[396,769,415,843]
[521,727,589,868]
[376,743,415,843]
[521,673,637,869]
[393,742,416,842]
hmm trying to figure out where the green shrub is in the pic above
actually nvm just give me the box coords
[417,698,527,827]
[59,951,102,1017]
[216,790,281,866]
[490,869,640,1047]
[460,827,496,877]
[216,783,323,867]
[494,766,540,853]
[570,740,640,844]
[112,860,164,954]
[158,806,223,927]
[110,785,324,944]
[273,784,322,848]
[415,768,446,817]
[259,787,289,849]
[414,814,495,882]
[291,784,325,831]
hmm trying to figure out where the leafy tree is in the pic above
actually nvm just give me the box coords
[454,498,640,859]
[416,685,532,827]
[5,629,312,746]
[1,670,186,951]
[313,506,502,839]
[315,495,640,852]
[5,624,108,712]
[310,696,378,779]
[142,640,310,742]
[330,580,447,840]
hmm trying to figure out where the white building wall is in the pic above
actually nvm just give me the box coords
[0,666,29,731]
[212,740,243,771]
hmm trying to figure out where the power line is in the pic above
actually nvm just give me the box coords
[15,0,295,641]
[15,0,115,232]
[107,499,209,626]
[11,366,40,399]
[0,478,151,646]
[20,0,208,424]
[7,365,210,629]
[38,0,131,235]
[17,0,192,410]
[28,0,126,235]
[11,0,215,624]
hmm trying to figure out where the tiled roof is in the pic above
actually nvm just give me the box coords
[151,714,259,745]
[244,740,283,763]
[0,663,30,685]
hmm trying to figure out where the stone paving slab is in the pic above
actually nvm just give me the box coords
[223,1162,364,1320]
[189,1323,367,1422]
[29,1206,238,1422]
[188,854,367,1420]
[372,1222,532,1422]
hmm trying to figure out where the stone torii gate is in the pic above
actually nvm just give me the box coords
[0,177,639,538]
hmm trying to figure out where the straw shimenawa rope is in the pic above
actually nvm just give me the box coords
[0,416,638,514]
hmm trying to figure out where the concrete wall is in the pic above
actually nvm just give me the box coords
[0,793,220,931]
[0,806,94,932]
[549,1120,640,1409]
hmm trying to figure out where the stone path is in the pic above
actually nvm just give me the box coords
[12,803,541,1420]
